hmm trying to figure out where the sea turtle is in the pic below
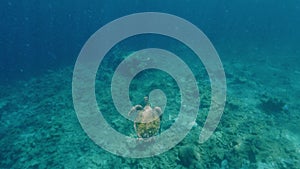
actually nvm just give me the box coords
[128,96,162,140]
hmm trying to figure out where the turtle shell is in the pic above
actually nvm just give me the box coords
[134,110,161,138]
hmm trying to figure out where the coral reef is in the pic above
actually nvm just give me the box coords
[1,50,300,168]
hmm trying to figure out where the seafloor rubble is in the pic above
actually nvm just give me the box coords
[0,54,299,169]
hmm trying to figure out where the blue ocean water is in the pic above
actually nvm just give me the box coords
[1,1,300,168]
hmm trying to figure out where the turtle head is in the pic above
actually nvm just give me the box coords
[144,96,150,106]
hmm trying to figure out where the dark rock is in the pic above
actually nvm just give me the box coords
[178,145,198,167]
[259,95,285,114]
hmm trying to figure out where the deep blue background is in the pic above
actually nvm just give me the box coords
[1,0,299,83]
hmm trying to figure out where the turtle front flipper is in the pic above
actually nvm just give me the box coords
[128,105,143,116]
